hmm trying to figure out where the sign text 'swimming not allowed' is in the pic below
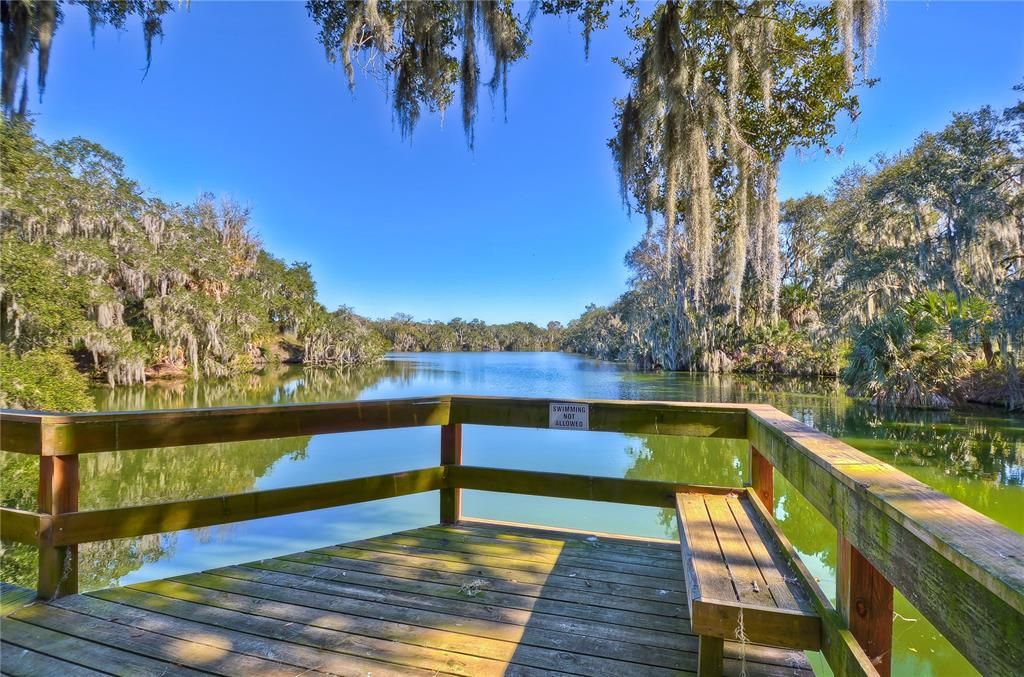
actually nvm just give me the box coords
[549,402,590,430]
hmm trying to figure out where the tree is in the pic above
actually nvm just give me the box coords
[2,0,176,117]
[0,122,387,393]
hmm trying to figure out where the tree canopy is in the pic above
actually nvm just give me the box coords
[565,100,1024,409]
[0,121,387,403]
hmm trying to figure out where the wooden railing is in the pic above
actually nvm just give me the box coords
[1,395,1022,676]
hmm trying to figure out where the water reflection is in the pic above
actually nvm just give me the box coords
[0,353,1019,677]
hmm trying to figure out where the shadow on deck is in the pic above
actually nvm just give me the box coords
[0,520,811,676]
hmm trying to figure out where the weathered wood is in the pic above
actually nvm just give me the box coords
[748,405,1024,676]
[0,581,36,617]
[1,394,1014,677]
[676,492,821,652]
[11,603,336,676]
[282,549,686,618]
[371,529,687,583]
[0,507,44,545]
[451,395,748,438]
[37,453,78,599]
[5,521,812,677]
[50,467,446,544]
[449,465,734,508]
[0,412,44,454]
[698,635,723,676]
[413,525,683,571]
[318,540,687,605]
[838,534,893,676]
[335,534,690,593]
[62,591,520,677]
[742,488,877,677]
[156,571,700,665]
[459,517,680,547]
[0,615,209,676]
[245,556,687,634]
[9,396,451,455]
[440,422,462,524]
[749,446,773,510]
[0,641,110,676]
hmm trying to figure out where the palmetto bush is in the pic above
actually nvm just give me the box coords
[843,292,972,409]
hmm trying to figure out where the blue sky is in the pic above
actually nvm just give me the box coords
[27,1,1024,325]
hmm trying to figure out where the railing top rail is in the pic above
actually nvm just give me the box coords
[0,395,453,423]
[0,395,453,455]
[0,395,753,454]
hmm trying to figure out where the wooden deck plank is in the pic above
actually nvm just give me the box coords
[0,582,36,617]
[280,549,687,618]
[725,495,803,611]
[0,642,111,677]
[368,532,689,589]
[129,576,712,672]
[427,523,681,562]
[0,616,208,676]
[10,604,329,677]
[244,556,688,633]
[58,592,553,677]
[326,537,689,593]
[89,586,641,676]
[704,496,776,607]
[402,528,685,576]
[137,572,804,674]
[4,521,811,677]
[458,518,679,550]
[310,542,688,606]
[205,564,696,649]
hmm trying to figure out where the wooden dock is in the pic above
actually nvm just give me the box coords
[0,520,811,676]
[2,395,1022,676]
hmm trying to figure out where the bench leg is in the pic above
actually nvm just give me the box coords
[698,635,724,676]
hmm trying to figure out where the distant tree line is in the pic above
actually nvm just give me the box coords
[563,100,1024,410]
[372,315,563,353]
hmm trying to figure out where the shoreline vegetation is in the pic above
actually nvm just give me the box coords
[1,109,1022,413]
[1,4,1017,413]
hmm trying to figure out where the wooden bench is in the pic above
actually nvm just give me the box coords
[676,488,822,676]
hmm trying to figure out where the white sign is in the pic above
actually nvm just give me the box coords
[549,402,589,431]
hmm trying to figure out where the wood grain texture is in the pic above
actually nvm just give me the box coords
[676,492,821,651]
[0,412,43,454]
[7,521,813,677]
[440,422,463,524]
[742,488,878,677]
[450,464,734,508]
[450,395,748,438]
[748,405,1024,676]
[0,507,44,545]
[749,446,774,510]
[37,453,78,599]
[838,534,893,676]
[5,396,451,455]
[50,466,446,544]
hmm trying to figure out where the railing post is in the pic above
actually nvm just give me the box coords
[749,445,774,511]
[37,449,79,599]
[837,534,893,676]
[440,423,462,524]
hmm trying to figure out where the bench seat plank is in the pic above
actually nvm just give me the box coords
[676,491,821,652]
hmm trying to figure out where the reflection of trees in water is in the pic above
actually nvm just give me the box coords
[618,432,840,568]
[820,405,1024,486]
[92,362,397,410]
[617,372,1024,486]
[622,433,746,535]
[2,363,398,591]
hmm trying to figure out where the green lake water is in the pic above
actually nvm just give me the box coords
[2,351,1022,675]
